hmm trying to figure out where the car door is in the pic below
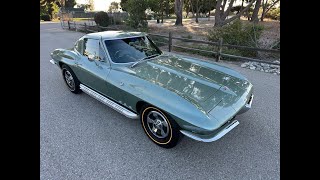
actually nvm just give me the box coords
[75,38,111,96]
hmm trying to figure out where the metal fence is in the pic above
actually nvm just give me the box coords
[62,21,280,65]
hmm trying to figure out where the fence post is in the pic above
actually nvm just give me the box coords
[67,21,70,30]
[169,32,172,52]
[84,23,87,33]
[217,38,223,62]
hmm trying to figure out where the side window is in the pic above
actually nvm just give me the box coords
[83,38,100,60]
[74,39,83,53]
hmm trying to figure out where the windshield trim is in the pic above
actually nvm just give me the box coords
[103,36,162,65]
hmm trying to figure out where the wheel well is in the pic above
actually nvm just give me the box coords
[136,101,148,114]
[58,62,64,68]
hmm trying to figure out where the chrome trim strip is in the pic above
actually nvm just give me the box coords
[79,84,138,119]
[180,120,239,142]
[50,59,56,64]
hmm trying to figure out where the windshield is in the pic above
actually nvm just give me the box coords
[104,36,162,63]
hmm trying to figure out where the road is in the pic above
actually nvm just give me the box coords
[40,22,280,180]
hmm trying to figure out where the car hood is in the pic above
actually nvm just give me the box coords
[130,54,251,112]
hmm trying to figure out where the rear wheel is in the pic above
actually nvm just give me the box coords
[140,105,181,148]
[61,65,81,94]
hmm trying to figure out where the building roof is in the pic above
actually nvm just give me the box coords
[85,31,147,40]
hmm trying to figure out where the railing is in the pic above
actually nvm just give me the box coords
[62,20,280,65]
[149,33,280,65]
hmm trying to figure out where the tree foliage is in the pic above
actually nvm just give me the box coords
[123,0,149,28]
[108,1,119,12]
[120,0,129,11]
[40,0,59,19]
[94,11,110,27]
[65,0,76,8]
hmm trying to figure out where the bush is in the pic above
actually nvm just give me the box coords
[40,14,51,21]
[94,11,110,27]
[207,20,264,57]
[265,7,280,20]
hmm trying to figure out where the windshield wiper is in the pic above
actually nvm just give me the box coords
[130,54,160,68]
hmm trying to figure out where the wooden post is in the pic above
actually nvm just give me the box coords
[84,23,87,33]
[67,20,70,30]
[217,38,223,62]
[169,32,172,52]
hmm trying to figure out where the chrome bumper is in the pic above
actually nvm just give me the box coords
[180,120,239,142]
[237,94,254,115]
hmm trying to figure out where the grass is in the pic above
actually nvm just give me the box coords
[72,18,93,21]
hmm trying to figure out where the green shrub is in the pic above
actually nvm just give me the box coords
[207,20,264,57]
[265,7,280,20]
[94,11,110,27]
[40,14,51,21]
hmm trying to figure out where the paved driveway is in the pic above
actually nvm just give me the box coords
[40,22,280,180]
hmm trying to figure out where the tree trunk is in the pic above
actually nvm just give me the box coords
[166,0,170,18]
[221,0,227,17]
[175,0,184,26]
[161,1,164,23]
[195,0,199,23]
[239,0,244,14]
[221,0,235,21]
[214,0,223,27]
[251,0,262,23]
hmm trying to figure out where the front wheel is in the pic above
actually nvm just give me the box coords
[140,105,181,148]
[61,65,81,94]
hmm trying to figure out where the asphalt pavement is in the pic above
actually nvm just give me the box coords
[40,22,280,180]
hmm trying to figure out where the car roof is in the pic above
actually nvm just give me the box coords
[84,31,147,40]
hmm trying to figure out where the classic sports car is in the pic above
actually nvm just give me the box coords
[50,31,253,148]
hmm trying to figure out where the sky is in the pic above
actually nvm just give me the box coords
[76,0,120,11]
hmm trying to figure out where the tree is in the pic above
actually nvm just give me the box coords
[87,0,94,11]
[260,0,279,21]
[149,0,166,23]
[120,0,129,11]
[108,1,119,12]
[125,0,149,28]
[174,0,184,26]
[214,0,256,27]
[65,0,76,8]
[190,0,215,23]
[251,0,261,23]
[40,0,59,19]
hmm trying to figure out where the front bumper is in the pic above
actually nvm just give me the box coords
[180,119,239,142]
[237,94,254,115]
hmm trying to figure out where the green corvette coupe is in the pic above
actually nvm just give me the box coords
[50,31,253,148]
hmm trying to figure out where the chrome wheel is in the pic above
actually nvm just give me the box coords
[64,70,75,91]
[146,111,169,138]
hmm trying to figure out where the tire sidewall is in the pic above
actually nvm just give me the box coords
[61,65,81,93]
[140,105,180,148]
